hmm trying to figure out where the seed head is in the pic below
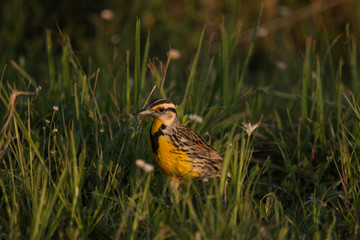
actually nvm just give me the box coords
[242,121,260,136]
[168,49,181,60]
[136,159,146,168]
[100,9,115,21]
[189,114,203,123]
[143,163,154,172]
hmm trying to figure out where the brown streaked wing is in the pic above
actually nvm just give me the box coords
[177,125,223,164]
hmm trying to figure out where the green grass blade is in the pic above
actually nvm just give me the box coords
[236,4,263,97]
[220,25,230,105]
[315,56,325,143]
[126,50,131,114]
[46,30,56,91]
[10,61,37,88]
[335,58,343,132]
[179,27,205,113]
[134,19,141,109]
[301,37,313,120]
[140,32,150,104]
[346,24,359,97]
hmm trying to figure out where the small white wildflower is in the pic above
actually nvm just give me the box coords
[100,9,115,21]
[276,61,287,70]
[188,114,203,124]
[52,128,58,133]
[168,49,181,60]
[136,159,146,168]
[110,34,120,44]
[242,121,260,136]
[257,27,269,38]
[35,86,42,93]
[143,163,154,172]
[201,177,209,183]
[100,128,105,133]
[45,119,50,124]
[53,106,59,111]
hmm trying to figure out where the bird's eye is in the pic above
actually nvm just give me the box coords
[158,107,165,112]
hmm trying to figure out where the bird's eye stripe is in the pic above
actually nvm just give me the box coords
[165,108,176,113]
[151,105,163,111]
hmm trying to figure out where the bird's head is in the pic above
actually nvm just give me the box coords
[134,99,177,126]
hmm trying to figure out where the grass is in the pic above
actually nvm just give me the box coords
[1,0,360,239]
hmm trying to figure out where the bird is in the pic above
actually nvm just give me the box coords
[134,98,230,204]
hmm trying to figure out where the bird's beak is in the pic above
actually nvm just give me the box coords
[134,107,151,116]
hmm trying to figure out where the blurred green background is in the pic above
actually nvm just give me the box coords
[1,0,359,101]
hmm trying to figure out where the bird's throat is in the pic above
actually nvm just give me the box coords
[151,117,164,135]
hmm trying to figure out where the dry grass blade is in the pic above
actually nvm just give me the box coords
[0,87,37,157]
[160,53,171,92]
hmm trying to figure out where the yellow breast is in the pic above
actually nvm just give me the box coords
[148,119,199,179]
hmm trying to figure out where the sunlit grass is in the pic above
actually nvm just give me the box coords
[1,1,360,239]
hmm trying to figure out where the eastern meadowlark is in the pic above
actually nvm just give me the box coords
[135,98,230,204]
